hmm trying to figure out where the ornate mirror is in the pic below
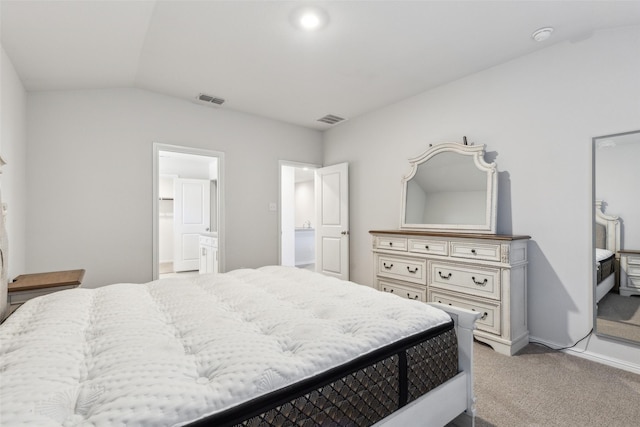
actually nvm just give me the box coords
[400,142,497,234]
[593,130,640,344]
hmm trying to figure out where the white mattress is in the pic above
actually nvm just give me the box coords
[596,248,615,263]
[0,266,451,426]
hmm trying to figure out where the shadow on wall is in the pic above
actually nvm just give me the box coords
[483,155,580,347]
[527,240,581,346]
[484,150,512,235]
[497,170,512,235]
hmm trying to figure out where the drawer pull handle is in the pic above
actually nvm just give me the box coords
[471,276,488,286]
[407,293,419,300]
[383,287,394,293]
[383,262,394,270]
[438,271,452,280]
[472,308,489,320]
[389,242,393,247]
[425,245,429,250]
[471,249,477,254]
[407,266,419,274]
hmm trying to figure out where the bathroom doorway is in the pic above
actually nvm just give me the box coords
[153,144,224,280]
[279,161,319,270]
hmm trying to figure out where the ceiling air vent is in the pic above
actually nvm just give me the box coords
[317,114,346,125]
[197,93,225,105]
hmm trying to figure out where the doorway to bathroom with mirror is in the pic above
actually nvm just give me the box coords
[153,144,224,280]
[279,161,350,280]
[280,162,317,272]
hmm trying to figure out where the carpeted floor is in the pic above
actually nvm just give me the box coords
[471,341,640,427]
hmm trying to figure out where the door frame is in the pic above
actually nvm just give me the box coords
[152,143,225,280]
[278,160,320,266]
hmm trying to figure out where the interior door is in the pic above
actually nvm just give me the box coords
[315,163,349,280]
[174,178,210,272]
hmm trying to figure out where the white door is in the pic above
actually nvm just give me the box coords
[174,178,210,272]
[315,163,349,280]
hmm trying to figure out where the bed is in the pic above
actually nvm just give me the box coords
[595,200,620,303]
[0,266,479,427]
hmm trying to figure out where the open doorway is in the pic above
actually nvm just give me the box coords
[280,162,318,270]
[280,161,350,280]
[153,144,224,280]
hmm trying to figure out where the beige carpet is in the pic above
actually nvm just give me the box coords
[596,293,640,342]
[598,293,640,325]
[471,341,640,427]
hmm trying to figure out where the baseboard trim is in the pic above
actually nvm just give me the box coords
[529,335,640,375]
[564,348,640,375]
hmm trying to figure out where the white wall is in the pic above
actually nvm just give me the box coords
[323,27,640,367]
[26,88,322,287]
[295,180,315,228]
[0,46,27,281]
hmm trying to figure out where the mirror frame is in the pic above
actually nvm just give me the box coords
[400,142,498,234]
[592,129,640,344]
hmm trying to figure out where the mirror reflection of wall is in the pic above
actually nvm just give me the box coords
[406,180,486,224]
[594,130,640,344]
[595,133,640,248]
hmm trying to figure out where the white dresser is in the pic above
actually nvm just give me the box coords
[371,230,530,356]
[619,249,640,297]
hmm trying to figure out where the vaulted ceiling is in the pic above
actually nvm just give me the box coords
[2,1,640,130]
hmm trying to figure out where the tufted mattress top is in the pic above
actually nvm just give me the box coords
[0,266,452,426]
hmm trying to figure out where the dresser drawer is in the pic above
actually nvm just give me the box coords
[408,238,448,256]
[628,256,640,266]
[627,277,640,289]
[375,236,408,252]
[377,279,425,301]
[430,262,500,300]
[376,254,427,285]
[450,241,501,262]
[429,290,501,335]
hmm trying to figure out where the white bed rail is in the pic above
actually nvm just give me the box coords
[376,303,480,427]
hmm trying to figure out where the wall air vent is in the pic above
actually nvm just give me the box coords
[197,93,225,105]
[317,114,346,125]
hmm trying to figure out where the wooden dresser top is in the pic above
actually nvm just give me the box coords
[9,269,85,292]
[369,230,531,241]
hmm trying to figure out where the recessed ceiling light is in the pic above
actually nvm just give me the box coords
[531,27,554,42]
[292,6,328,31]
